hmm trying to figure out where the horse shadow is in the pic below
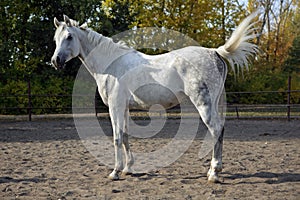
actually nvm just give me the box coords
[223,171,300,184]
[0,176,48,184]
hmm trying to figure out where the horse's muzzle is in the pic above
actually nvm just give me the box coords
[51,55,66,70]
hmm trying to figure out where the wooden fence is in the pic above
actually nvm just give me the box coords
[0,77,299,121]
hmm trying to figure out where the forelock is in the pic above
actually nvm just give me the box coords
[54,24,66,41]
[54,18,81,41]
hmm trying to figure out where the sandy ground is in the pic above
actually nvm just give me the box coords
[0,117,299,200]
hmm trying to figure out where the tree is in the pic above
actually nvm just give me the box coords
[102,0,246,48]
[248,0,298,67]
[284,35,300,74]
[101,0,135,35]
[0,0,109,114]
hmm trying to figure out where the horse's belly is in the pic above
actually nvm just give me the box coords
[128,84,183,110]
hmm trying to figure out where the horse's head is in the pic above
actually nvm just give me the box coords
[51,15,82,70]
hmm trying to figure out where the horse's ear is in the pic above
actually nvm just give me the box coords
[80,23,88,30]
[63,15,72,27]
[54,17,61,28]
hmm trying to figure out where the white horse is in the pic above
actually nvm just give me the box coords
[51,13,259,183]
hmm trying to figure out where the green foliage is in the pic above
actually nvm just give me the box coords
[284,35,300,74]
[0,0,96,114]
[0,80,28,114]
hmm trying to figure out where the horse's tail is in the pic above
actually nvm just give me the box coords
[216,11,260,74]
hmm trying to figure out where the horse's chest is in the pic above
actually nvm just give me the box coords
[96,75,113,107]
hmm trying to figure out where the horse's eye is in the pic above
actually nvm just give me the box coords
[67,35,72,40]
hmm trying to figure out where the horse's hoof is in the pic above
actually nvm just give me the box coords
[121,168,133,176]
[208,173,223,183]
[108,171,120,180]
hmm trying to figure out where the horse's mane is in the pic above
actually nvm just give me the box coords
[55,19,130,50]
[79,23,130,50]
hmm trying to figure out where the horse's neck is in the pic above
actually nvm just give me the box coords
[78,29,132,76]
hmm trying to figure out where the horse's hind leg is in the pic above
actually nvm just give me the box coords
[189,86,224,183]
[207,126,224,183]
[200,106,224,183]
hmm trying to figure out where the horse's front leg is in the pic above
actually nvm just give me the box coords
[108,105,125,180]
[122,109,134,176]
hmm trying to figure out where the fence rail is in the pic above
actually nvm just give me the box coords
[0,75,299,121]
[0,92,299,121]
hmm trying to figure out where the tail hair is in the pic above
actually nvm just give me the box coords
[216,11,260,75]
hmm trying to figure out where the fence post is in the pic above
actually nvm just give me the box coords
[27,78,32,121]
[287,75,291,121]
[235,106,239,119]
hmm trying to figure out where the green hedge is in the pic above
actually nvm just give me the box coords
[0,76,74,115]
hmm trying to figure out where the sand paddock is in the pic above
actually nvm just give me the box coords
[0,118,299,199]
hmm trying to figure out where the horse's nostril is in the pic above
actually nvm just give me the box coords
[56,55,61,64]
